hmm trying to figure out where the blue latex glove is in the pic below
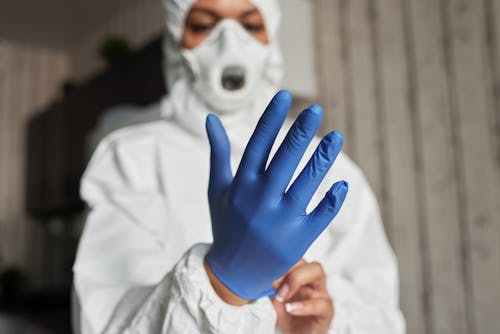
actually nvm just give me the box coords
[205,90,349,300]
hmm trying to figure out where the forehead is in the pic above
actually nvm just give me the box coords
[189,0,259,18]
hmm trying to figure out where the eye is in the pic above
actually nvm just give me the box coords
[243,23,265,33]
[189,23,216,34]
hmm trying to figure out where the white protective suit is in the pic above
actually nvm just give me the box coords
[72,0,406,333]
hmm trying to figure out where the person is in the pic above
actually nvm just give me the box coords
[72,0,405,333]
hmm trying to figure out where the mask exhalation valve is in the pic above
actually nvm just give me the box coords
[222,66,246,91]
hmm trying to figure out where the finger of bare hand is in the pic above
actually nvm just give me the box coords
[273,259,307,290]
[285,297,334,318]
[294,285,323,300]
[278,261,327,301]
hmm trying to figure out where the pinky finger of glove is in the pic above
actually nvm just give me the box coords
[306,181,348,237]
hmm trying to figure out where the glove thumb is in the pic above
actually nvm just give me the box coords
[206,114,233,199]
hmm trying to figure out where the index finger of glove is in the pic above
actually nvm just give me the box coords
[235,90,291,179]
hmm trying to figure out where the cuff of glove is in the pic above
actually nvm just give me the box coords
[175,243,277,331]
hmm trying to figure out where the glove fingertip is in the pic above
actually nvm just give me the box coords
[206,114,214,139]
[265,90,292,122]
[330,130,344,148]
[273,89,292,105]
[307,103,323,116]
[206,113,220,137]
[308,180,348,234]
[327,181,349,211]
[206,114,229,148]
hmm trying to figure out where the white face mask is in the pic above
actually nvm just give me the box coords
[181,19,272,113]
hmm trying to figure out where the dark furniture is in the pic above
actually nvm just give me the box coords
[26,35,166,219]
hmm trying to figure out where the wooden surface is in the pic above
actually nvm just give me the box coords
[0,43,68,281]
[315,0,500,333]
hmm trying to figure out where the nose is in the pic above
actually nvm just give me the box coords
[222,66,246,91]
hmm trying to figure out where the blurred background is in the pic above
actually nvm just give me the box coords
[0,0,499,333]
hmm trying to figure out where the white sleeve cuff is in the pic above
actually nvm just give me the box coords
[171,243,277,333]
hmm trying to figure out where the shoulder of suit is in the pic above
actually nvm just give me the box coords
[101,120,180,147]
[96,119,201,157]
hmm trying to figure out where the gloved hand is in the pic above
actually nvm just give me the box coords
[205,90,348,300]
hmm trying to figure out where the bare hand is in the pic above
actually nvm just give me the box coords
[272,260,333,334]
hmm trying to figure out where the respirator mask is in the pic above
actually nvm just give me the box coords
[181,19,273,113]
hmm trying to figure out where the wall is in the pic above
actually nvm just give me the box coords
[67,0,164,81]
[0,0,164,284]
[314,0,500,333]
[278,0,317,98]
[0,41,68,279]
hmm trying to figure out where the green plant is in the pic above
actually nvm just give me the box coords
[61,79,77,95]
[98,36,131,66]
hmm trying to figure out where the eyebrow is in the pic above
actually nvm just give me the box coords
[189,8,221,20]
[188,7,260,20]
[240,8,260,19]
